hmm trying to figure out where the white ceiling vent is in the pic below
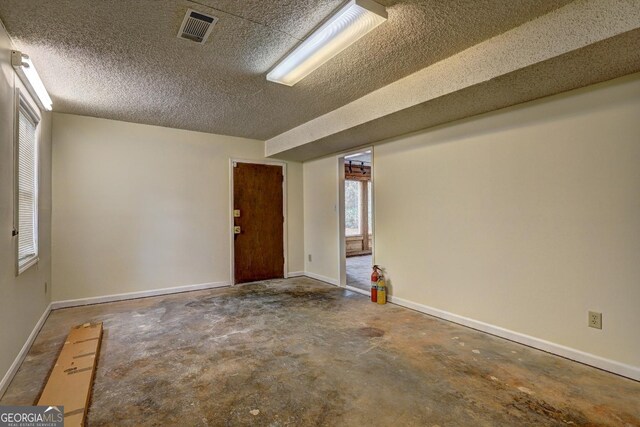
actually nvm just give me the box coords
[178,9,218,44]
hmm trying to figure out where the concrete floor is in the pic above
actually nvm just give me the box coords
[2,277,639,426]
[346,254,372,292]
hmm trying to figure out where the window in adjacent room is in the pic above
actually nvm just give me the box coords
[367,180,372,234]
[345,180,362,236]
[15,94,39,274]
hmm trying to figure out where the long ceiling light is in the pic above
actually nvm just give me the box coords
[267,0,387,86]
[11,50,53,111]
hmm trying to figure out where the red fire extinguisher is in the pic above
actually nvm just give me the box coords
[371,265,380,302]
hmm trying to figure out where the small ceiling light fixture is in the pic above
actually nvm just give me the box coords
[11,50,52,111]
[267,0,387,86]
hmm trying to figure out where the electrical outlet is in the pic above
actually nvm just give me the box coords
[588,311,602,329]
[308,254,312,262]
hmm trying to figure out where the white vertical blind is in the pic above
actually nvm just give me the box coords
[17,103,38,266]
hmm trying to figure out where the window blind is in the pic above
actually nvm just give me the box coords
[17,104,38,265]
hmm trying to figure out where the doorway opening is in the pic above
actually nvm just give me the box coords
[339,149,373,295]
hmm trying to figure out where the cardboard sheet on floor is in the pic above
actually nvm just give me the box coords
[37,322,103,427]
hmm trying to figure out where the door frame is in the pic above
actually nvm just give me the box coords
[338,147,374,294]
[229,158,288,286]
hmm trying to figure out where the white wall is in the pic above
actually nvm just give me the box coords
[303,73,640,372]
[52,113,303,301]
[0,22,52,390]
[286,161,305,275]
[303,156,340,284]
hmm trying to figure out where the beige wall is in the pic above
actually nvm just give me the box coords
[303,156,339,283]
[52,113,303,301]
[374,73,640,368]
[302,73,640,369]
[286,163,305,275]
[0,23,52,387]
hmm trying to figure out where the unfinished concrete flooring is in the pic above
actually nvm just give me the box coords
[2,277,639,426]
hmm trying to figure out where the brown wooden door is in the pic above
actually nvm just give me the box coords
[233,162,284,284]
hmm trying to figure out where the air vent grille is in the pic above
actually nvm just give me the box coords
[178,9,218,44]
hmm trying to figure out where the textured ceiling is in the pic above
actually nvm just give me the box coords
[0,0,573,140]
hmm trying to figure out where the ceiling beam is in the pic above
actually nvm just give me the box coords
[265,0,640,161]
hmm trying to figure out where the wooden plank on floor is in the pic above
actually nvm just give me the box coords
[37,322,103,427]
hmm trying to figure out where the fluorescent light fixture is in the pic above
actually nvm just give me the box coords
[267,0,387,86]
[11,50,53,111]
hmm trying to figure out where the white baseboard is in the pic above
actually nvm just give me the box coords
[50,281,230,310]
[387,294,639,381]
[6,276,634,403]
[302,272,339,286]
[299,273,639,380]
[286,271,305,278]
[0,303,52,398]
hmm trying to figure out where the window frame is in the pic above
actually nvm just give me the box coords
[13,88,41,275]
